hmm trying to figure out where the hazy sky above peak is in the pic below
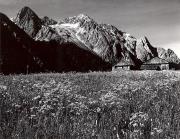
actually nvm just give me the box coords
[0,0,180,57]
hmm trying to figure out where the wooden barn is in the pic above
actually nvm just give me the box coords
[140,57,169,70]
[112,58,135,71]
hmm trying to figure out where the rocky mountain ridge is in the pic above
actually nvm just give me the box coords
[0,6,179,74]
[14,7,180,65]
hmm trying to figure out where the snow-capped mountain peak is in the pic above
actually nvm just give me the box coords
[76,13,92,21]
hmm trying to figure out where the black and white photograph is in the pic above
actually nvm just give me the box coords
[0,0,180,138]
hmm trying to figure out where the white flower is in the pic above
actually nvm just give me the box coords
[49,79,56,84]
[97,107,101,112]
[33,95,41,100]
[0,85,7,90]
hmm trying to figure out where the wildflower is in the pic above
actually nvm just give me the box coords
[97,107,101,112]
[49,79,56,84]
[0,85,7,90]
[33,95,41,100]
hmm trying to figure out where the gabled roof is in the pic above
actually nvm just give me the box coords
[144,57,169,64]
[115,57,135,66]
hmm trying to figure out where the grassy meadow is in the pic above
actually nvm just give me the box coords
[0,71,180,139]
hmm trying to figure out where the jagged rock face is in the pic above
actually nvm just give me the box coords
[41,16,57,26]
[136,37,157,62]
[123,33,136,55]
[49,14,133,64]
[35,25,61,42]
[59,14,111,58]
[157,48,180,64]
[99,24,125,63]
[14,6,42,38]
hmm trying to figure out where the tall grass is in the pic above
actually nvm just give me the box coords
[0,71,180,139]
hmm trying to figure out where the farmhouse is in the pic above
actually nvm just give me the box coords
[112,58,135,71]
[140,57,169,70]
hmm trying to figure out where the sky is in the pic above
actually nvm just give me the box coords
[0,0,180,57]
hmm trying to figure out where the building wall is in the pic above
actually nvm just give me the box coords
[113,66,131,71]
[161,64,169,70]
[141,64,169,70]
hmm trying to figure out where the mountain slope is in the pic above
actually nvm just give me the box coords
[0,12,43,74]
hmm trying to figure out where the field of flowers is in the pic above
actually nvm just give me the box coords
[0,71,180,139]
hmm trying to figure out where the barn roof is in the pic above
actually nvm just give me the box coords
[115,57,135,66]
[144,57,169,64]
